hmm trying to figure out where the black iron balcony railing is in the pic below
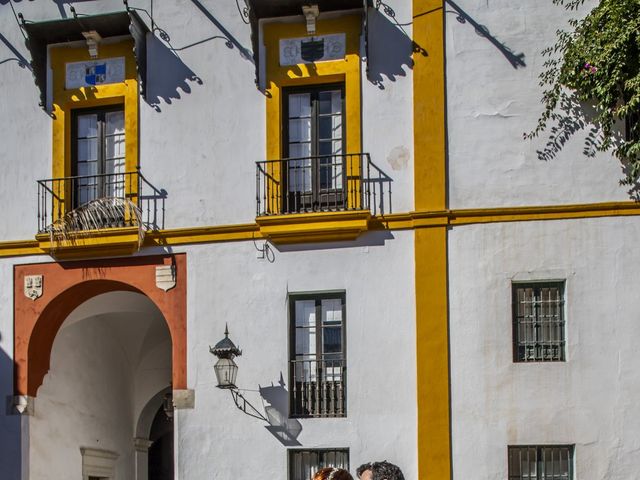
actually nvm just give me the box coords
[256,153,392,216]
[290,358,345,418]
[37,170,166,233]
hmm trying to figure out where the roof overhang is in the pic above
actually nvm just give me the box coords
[21,10,149,109]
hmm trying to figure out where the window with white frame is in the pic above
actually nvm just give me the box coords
[289,292,346,417]
[508,445,573,480]
[289,448,349,480]
[512,282,565,362]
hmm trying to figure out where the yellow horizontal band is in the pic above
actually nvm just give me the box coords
[2,200,639,258]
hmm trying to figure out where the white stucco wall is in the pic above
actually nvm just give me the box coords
[449,216,640,479]
[445,0,630,208]
[176,230,417,479]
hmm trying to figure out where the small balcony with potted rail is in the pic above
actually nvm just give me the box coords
[255,152,391,244]
[36,169,165,258]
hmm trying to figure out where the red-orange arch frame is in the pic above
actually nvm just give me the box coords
[14,254,187,397]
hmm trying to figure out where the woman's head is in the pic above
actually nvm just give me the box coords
[312,467,354,480]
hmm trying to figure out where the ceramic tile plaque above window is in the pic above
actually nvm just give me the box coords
[279,34,346,66]
[65,57,125,89]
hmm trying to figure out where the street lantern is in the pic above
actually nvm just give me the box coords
[163,391,174,419]
[210,325,242,389]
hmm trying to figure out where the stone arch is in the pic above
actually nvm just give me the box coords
[14,254,187,398]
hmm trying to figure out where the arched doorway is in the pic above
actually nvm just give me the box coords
[29,291,173,480]
[148,402,174,480]
[13,255,187,480]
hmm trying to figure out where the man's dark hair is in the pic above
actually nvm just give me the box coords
[356,461,404,480]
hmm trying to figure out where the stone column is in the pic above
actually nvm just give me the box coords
[134,437,153,480]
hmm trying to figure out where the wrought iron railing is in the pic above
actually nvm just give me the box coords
[256,153,392,216]
[290,358,345,418]
[37,170,166,233]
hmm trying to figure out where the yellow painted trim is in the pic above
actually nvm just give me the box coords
[0,240,41,257]
[415,227,450,479]
[50,40,139,217]
[413,1,447,212]
[145,223,261,246]
[263,15,363,211]
[256,210,370,244]
[36,227,142,259]
[2,201,640,258]
[412,1,451,478]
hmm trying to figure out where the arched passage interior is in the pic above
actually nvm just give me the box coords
[29,291,173,480]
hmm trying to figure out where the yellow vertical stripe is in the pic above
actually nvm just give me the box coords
[413,1,451,478]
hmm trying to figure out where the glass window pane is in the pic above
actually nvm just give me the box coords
[289,143,311,159]
[289,94,311,118]
[508,448,522,477]
[514,283,564,362]
[105,133,125,161]
[288,158,312,193]
[77,138,98,162]
[105,111,124,135]
[295,300,316,326]
[318,90,341,114]
[81,160,99,177]
[323,326,342,354]
[289,118,311,142]
[296,327,316,356]
[322,299,342,324]
[77,114,98,138]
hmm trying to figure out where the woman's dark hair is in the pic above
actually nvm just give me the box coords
[356,461,404,480]
[313,467,354,480]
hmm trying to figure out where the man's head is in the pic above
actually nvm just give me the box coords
[356,461,404,480]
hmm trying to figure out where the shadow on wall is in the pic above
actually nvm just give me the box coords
[444,0,526,69]
[535,92,601,164]
[259,374,302,447]
[0,333,22,479]
[531,92,640,199]
[0,31,31,70]
[366,8,418,90]
[145,33,203,112]
[188,0,253,63]
[273,229,395,254]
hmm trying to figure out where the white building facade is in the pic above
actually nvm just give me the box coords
[0,1,636,479]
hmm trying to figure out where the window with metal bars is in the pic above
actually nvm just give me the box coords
[508,445,573,480]
[512,282,565,362]
[288,448,349,480]
[289,292,346,418]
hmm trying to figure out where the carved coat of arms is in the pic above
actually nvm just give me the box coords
[24,275,43,300]
[156,266,176,292]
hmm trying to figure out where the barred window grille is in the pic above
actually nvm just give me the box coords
[508,446,573,480]
[513,282,565,362]
[289,448,349,480]
[289,293,346,418]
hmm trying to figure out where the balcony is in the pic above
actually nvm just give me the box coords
[290,357,345,418]
[36,170,164,258]
[255,153,391,244]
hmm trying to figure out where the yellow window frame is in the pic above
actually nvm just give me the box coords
[49,40,139,219]
[263,14,363,213]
